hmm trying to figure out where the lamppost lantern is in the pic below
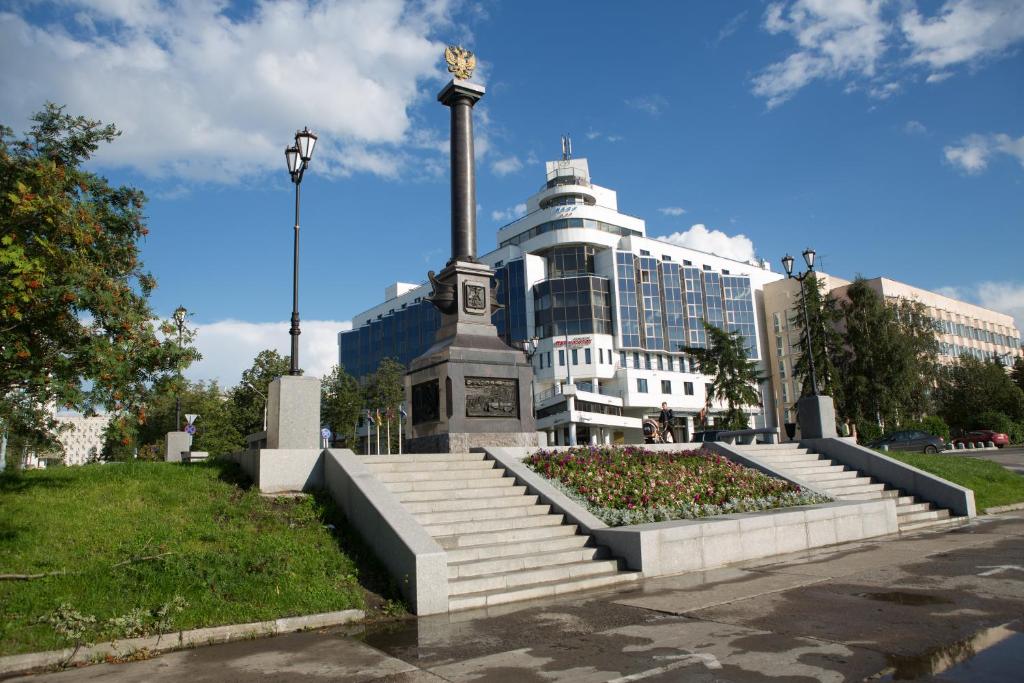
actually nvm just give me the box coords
[295,127,318,162]
[781,254,795,277]
[285,145,302,177]
[802,247,816,270]
[284,126,317,376]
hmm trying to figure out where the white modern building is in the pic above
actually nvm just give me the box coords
[340,154,783,445]
[16,412,111,468]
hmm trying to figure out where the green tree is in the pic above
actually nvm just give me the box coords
[684,322,762,430]
[321,365,363,451]
[364,358,406,449]
[130,379,243,457]
[935,355,1024,433]
[831,279,938,431]
[227,349,291,438]
[1011,357,1024,394]
[1,104,198,443]
[790,272,844,400]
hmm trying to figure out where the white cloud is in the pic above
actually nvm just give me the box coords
[584,129,622,143]
[490,203,527,222]
[717,10,750,44]
[490,155,523,176]
[944,132,1024,174]
[753,0,889,108]
[0,1,454,182]
[185,319,351,387]
[925,71,954,83]
[655,224,757,263]
[658,207,687,216]
[901,0,1024,70]
[904,120,927,135]
[939,281,1024,332]
[625,95,668,116]
[752,1,1024,107]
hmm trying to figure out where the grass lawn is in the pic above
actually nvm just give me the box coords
[0,461,390,656]
[526,446,830,526]
[886,451,1024,511]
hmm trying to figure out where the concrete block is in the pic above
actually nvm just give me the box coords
[797,395,839,439]
[834,512,864,543]
[660,537,704,574]
[164,431,191,462]
[702,532,743,567]
[739,526,777,558]
[806,519,838,547]
[775,524,810,554]
[267,375,321,449]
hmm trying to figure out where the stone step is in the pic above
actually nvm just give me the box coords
[896,501,932,514]
[447,546,607,580]
[383,476,515,493]
[374,467,505,483]
[424,513,564,538]
[445,534,591,564]
[752,453,822,463]
[899,516,968,533]
[798,470,861,482]
[780,461,838,472]
[362,453,484,464]
[736,446,812,454]
[448,570,641,612]
[833,489,898,501]
[898,509,950,524]
[448,559,624,596]
[821,479,882,491]
[364,459,497,473]
[397,485,527,503]
[413,504,549,526]
[402,494,541,514]
[436,523,579,550]
[896,495,916,505]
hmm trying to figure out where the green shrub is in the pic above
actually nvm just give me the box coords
[973,411,1015,436]
[904,415,950,442]
[856,420,882,444]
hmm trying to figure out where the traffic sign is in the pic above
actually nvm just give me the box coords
[321,427,332,440]
[185,424,196,435]
[185,414,199,425]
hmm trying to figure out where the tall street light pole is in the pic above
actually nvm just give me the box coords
[173,305,187,431]
[285,127,318,376]
[521,337,540,419]
[782,248,819,396]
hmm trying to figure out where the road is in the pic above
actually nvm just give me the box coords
[963,446,1024,476]
[10,512,1024,682]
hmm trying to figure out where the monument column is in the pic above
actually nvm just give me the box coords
[443,84,482,263]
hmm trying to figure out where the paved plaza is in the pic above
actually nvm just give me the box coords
[14,512,1023,682]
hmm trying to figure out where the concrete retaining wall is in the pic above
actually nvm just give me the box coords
[226,449,323,493]
[593,499,897,576]
[803,437,977,517]
[322,449,448,615]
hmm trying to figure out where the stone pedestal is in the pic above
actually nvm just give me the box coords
[267,375,321,449]
[405,261,537,453]
[165,431,191,462]
[797,395,838,439]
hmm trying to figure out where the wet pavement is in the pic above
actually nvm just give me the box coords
[9,513,1024,682]
[963,446,1024,477]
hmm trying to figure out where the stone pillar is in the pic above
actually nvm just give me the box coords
[165,431,191,462]
[797,395,838,439]
[568,422,578,447]
[686,415,695,443]
[266,375,321,449]
[439,80,485,264]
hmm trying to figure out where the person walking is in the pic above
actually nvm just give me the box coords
[658,402,675,443]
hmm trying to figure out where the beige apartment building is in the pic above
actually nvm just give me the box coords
[762,275,1022,430]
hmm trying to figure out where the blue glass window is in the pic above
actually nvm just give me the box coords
[683,266,706,348]
[616,252,641,348]
[723,275,758,358]
[638,256,665,350]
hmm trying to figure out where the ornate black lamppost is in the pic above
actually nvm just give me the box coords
[521,336,540,417]
[284,127,318,376]
[782,248,819,396]
[172,305,187,430]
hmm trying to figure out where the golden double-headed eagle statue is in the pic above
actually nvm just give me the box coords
[444,45,476,80]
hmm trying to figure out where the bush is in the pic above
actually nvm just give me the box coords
[856,420,882,444]
[973,411,1015,436]
[904,415,950,442]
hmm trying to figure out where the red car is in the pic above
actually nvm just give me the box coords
[952,430,1010,448]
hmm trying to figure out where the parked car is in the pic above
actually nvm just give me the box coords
[868,430,945,453]
[952,430,1009,448]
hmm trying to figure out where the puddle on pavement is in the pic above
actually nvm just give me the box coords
[856,591,953,606]
[871,621,1023,681]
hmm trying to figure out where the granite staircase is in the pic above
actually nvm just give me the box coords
[363,452,639,611]
[732,443,967,533]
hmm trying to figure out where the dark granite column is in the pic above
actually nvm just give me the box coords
[438,81,485,264]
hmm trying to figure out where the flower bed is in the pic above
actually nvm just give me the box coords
[525,446,831,526]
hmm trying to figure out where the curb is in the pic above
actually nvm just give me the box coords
[984,502,1024,515]
[0,609,364,678]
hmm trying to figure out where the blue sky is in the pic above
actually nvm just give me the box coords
[2,0,1022,384]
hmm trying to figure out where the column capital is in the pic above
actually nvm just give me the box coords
[438,79,486,107]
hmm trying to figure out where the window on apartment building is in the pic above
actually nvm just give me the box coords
[776,335,785,356]
[705,382,713,398]
[538,354,544,370]
[661,380,671,394]
[584,348,591,364]
[781,382,789,403]
[778,358,786,378]
[559,349,565,366]
[773,312,781,333]
[598,348,603,364]
[684,381,694,395]
[645,353,652,369]
[621,351,627,367]
[546,352,552,368]
[633,351,640,368]
[572,349,579,365]
[657,355,664,370]
[637,378,648,393]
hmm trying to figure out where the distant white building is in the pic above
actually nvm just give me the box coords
[20,413,112,467]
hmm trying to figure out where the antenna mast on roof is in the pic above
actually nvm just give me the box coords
[561,133,573,161]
